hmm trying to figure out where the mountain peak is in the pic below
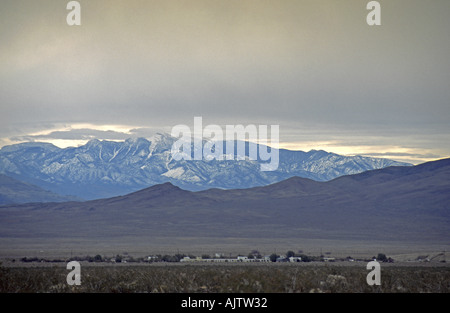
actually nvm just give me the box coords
[0,141,59,153]
[122,181,189,202]
[151,181,180,190]
[125,137,150,145]
[132,181,183,194]
[152,132,172,139]
[150,133,175,144]
[85,138,101,145]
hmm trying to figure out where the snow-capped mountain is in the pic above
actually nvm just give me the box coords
[0,133,411,200]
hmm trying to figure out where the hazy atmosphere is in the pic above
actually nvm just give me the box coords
[1,0,450,164]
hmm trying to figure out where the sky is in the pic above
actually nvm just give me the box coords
[1,0,449,164]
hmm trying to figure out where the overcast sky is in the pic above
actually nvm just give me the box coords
[1,0,449,164]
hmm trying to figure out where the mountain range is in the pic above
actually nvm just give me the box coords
[0,174,80,205]
[1,157,448,244]
[0,134,410,200]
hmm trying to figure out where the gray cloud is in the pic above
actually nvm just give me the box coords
[360,152,442,159]
[10,129,131,142]
[9,127,165,142]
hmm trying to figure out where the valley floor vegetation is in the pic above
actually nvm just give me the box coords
[1,261,449,293]
[13,250,395,264]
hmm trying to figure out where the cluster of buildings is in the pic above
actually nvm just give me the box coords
[179,255,302,263]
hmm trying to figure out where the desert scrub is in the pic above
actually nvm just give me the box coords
[0,263,449,293]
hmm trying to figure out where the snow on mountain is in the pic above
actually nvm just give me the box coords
[0,133,411,200]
